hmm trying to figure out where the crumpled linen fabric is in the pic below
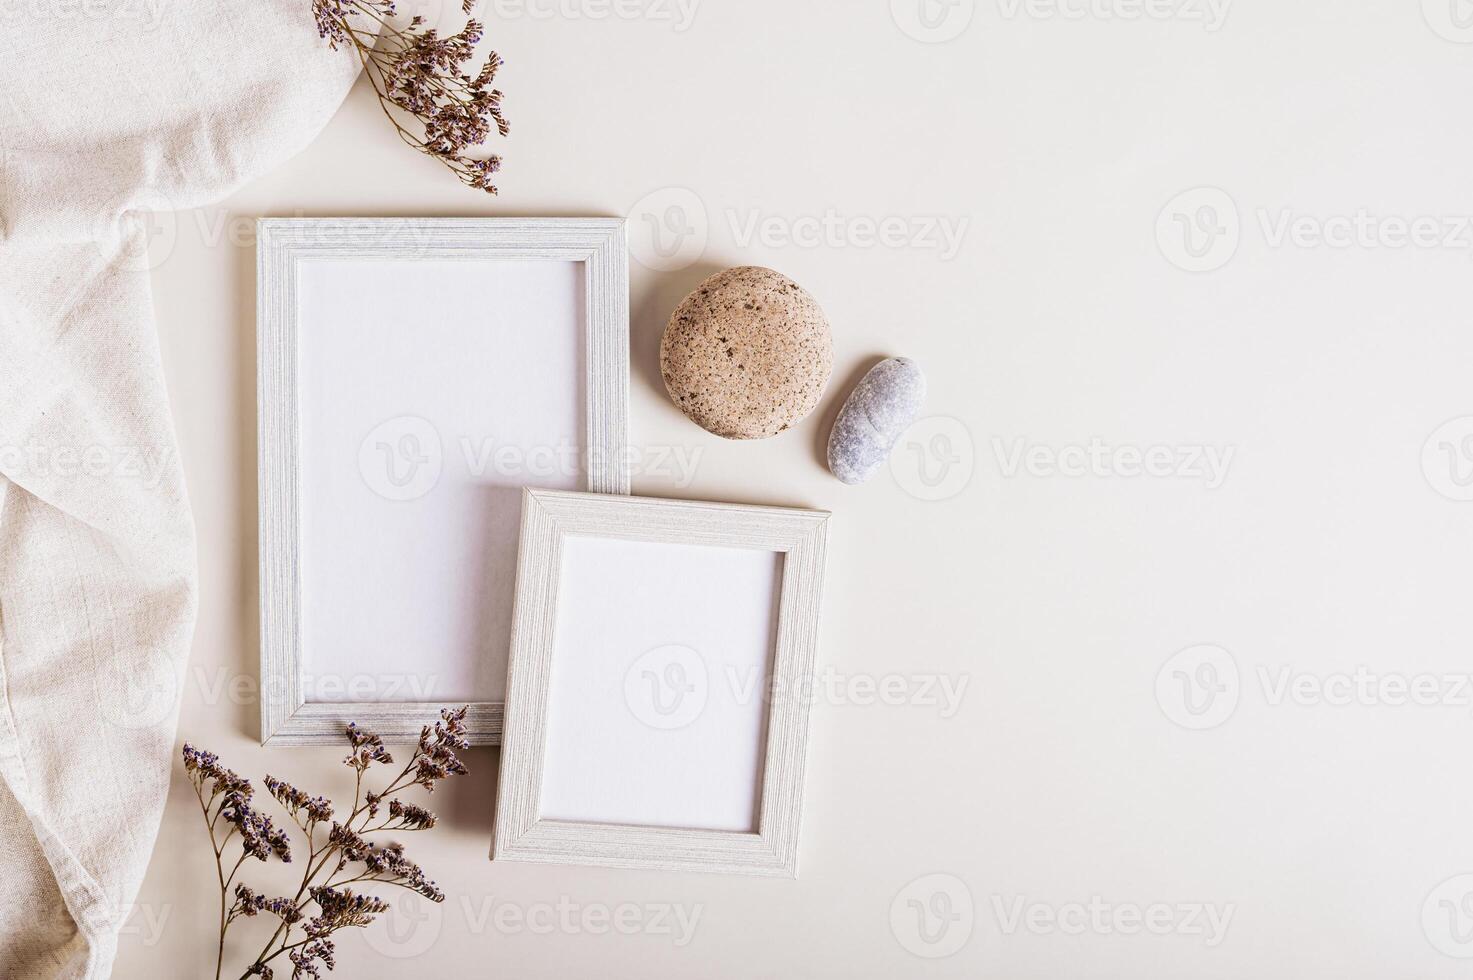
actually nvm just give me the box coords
[0,5,359,976]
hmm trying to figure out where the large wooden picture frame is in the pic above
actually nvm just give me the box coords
[258,218,629,746]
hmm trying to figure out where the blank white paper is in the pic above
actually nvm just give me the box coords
[539,535,783,833]
[297,257,585,704]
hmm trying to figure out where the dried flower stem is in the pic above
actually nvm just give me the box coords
[312,0,508,193]
[185,708,470,980]
[242,762,406,974]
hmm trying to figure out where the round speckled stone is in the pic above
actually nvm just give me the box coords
[660,267,833,440]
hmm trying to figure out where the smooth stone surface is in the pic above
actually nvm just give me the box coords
[827,357,927,485]
[660,266,833,440]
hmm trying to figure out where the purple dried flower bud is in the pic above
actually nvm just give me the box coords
[307,886,391,937]
[288,937,335,980]
[233,884,303,925]
[183,744,254,798]
[221,792,292,863]
[265,775,334,824]
[388,798,437,830]
[405,706,471,792]
[182,743,216,772]
[344,723,393,770]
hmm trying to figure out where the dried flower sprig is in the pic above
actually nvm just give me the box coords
[220,791,294,864]
[263,776,334,828]
[184,707,471,980]
[231,885,303,927]
[344,722,392,771]
[310,0,509,193]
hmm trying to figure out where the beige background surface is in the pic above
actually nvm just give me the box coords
[114,1,1473,976]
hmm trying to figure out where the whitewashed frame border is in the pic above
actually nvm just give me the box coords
[493,489,830,877]
[258,218,630,746]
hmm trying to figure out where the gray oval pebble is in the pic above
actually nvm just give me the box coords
[826,357,927,485]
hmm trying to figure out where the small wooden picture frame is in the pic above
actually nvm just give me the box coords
[258,218,630,746]
[493,489,830,877]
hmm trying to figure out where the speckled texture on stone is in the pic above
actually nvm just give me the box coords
[827,357,927,485]
[660,266,834,440]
